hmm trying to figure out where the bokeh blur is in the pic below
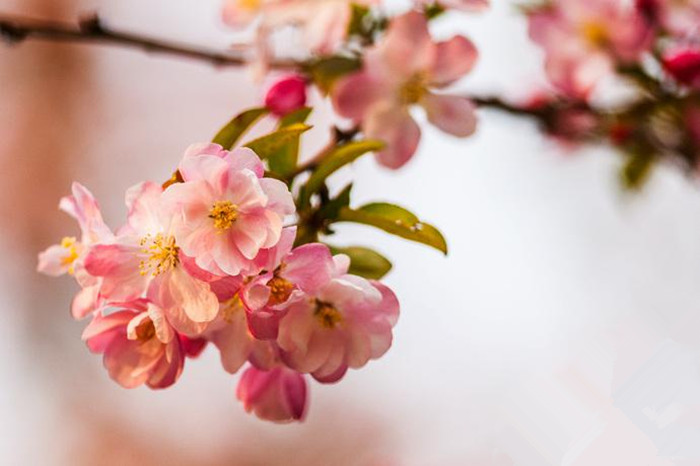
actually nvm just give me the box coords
[4,0,700,464]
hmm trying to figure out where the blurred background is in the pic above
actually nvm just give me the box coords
[3,0,700,464]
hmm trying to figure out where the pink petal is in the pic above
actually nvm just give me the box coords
[71,284,100,319]
[224,147,265,178]
[421,93,477,137]
[374,11,435,79]
[282,243,334,293]
[259,178,295,216]
[364,103,421,169]
[331,71,386,122]
[84,244,147,302]
[430,36,478,87]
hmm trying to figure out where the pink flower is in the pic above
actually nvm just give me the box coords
[528,0,653,98]
[265,75,307,117]
[236,365,307,422]
[332,11,478,168]
[275,248,400,383]
[38,182,111,277]
[223,0,372,55]
[646,0,700,38]
[240,242,335,339]
[82,300,185,389]
[84,181,219,335]
[38,183,113,319]
[162,144,295,278]
[663,47,700,88]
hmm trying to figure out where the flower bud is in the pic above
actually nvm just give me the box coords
[264,75,307,117]
[236,366,307,423]
[663,48,700,88]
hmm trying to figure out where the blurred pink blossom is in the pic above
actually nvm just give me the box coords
[528,0,652,98]
[332,11,478,168]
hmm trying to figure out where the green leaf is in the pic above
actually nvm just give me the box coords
[305,56,362,94]
[336,203,448,254]
[212,107,268,149]
[278,107,312,128]
[302,140,384,206]
[347,4,371,36]
[620,151,654,190]
[328,245,392,279]
[267,108,313,176]
[244,123,312,162]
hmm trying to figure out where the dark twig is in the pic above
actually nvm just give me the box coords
[0,12,301,69]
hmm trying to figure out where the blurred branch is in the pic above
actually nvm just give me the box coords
[0,12,301,69]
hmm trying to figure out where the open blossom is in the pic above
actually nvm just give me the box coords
[332,11,478,168]
[37,183,113,319]
[82,301,185,389]
[276,247,399,383]
[241,241,336,339]
[528,0,652,98]
[236,365,308,423]
[641,0,700,38]
[163,143,294,278]
[84,181,219,335]
[223,0,373,55]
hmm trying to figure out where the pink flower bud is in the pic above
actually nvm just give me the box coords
[236,366,308,423]
[663,48,700,88]
[264,75,307,117]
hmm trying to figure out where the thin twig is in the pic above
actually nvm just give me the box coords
[0,12,302,69]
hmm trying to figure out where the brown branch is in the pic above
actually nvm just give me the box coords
[0,12,302,69]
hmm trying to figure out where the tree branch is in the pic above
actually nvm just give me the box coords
[0,12,301,69]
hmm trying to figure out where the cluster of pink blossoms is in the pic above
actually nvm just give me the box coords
[528,0,700,99]
[38,144,399,423]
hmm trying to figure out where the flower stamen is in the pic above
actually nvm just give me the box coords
[209,200,238,231]
[139,234,179,277]
[314,300,343,329]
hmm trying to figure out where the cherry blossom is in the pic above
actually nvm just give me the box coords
[332,11,478,168]
[528,0,653,98]
[82,300,185,389]
[223,0,374,55]
[37,183,113,319]
[275,248,400,383]
[162,143,295,278]
[84,181,219,335]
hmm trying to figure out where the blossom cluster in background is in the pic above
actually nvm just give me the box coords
[524,0,700,185]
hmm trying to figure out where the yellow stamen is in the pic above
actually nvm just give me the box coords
[314,300,343,329]
[267,275,295,306]
[238,0,261,12]
[209,201,238,231]
[139,233,179,277]
[581,22,608,47]
[399,73,428,105]
[60,236,80,275]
